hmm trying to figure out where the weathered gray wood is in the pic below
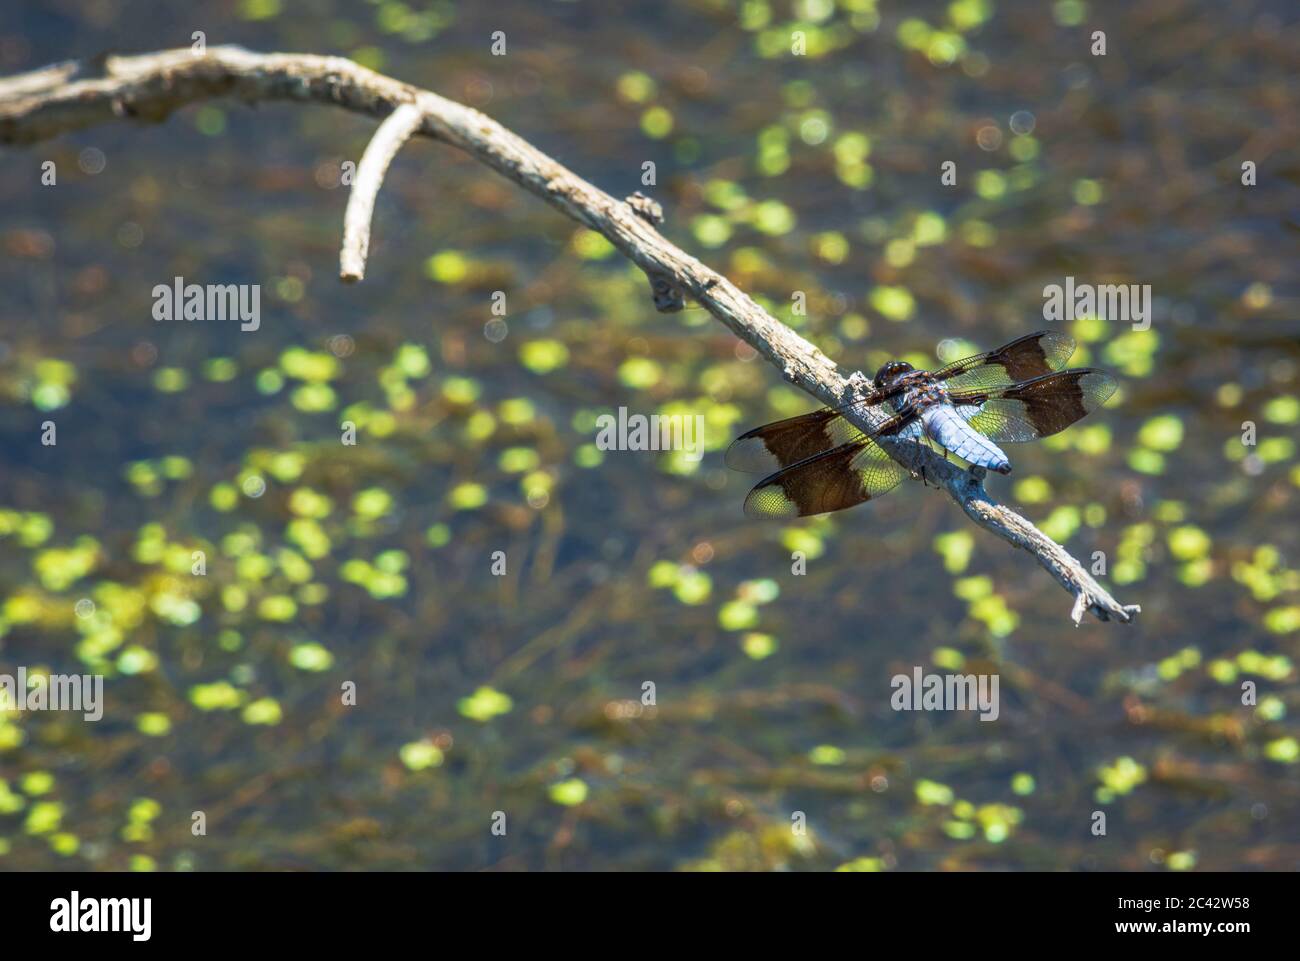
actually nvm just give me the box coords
[0,45,1140,624]
[339,101,424,282]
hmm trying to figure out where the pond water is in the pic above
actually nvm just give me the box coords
[0,0,1297,870]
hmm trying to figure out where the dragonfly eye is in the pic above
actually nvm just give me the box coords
[872,360,914,388]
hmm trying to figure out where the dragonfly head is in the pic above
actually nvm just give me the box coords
[872,360,914,390]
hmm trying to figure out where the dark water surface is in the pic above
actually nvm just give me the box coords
[0,0,1297,870]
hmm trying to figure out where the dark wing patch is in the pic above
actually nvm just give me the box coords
[934,330,1076,393]
[725,404,887,474]
[950,369,1117,443]
[742,435,910,518]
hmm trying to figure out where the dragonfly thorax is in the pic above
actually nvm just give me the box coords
[898,379,950,411]
[877,363,950,415]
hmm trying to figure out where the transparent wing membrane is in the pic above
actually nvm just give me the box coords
[952,369,1117,442]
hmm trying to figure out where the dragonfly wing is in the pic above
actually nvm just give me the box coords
[935,331,1077,393]
[951,369,1117,442]
[725,403,890,474]
[742,435,910,518]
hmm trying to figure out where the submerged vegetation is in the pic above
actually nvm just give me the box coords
[0,0,1296,870]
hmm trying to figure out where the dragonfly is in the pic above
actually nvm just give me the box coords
[726,330,1117,518]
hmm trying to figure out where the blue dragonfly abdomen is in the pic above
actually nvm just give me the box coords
[920,404,1011,473]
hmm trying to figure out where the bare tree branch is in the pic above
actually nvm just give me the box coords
[0,45,1140,624]
[339,101,424,282]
